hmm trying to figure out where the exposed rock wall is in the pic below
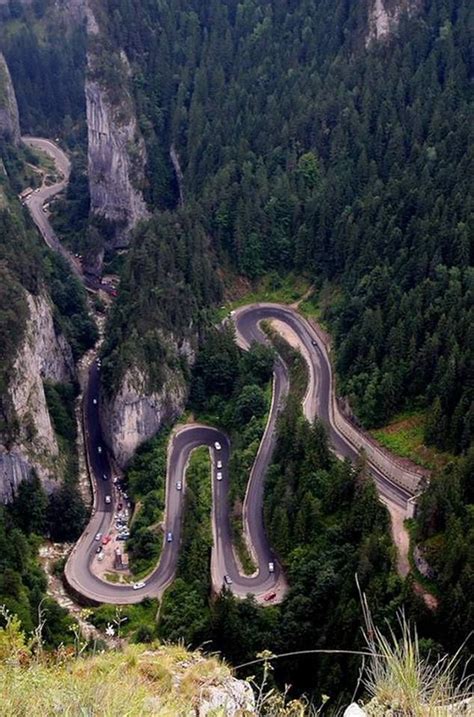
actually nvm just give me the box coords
[101,365,187,468]
[0,292,75,502]
[85,3,148,250]
[0,52,20,146]
[366,0,419,45]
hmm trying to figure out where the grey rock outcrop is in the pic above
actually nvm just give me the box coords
[0,292,75,502]
[101,365,187,468]
[86,30,149,250]
[198,676,256,716]
[0,52,20,146]
[366,0,420,45]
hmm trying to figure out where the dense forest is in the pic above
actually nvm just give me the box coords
[92,0,473,454]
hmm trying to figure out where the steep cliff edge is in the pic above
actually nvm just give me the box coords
[85,6,148,255]
[0,52,20,145]
[0,292,75,502]
[101,347,191,468]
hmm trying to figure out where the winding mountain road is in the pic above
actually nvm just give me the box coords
[24,137,424,605]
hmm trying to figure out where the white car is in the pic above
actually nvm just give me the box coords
[224,574,233,585]
[166,532,173,542]
[214,441,222,451]
[133,581,146,590]
[97,553,104,562]
[216,471,223,481]
[217,460,223,469]
[176,481,182,491]
[268,561,275,573]
[105,495,111,504]
[97,446,102,454]
[93,398,98,405]
[95,532,102,541]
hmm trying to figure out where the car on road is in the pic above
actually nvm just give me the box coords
[102,474,108,481]
[224,574,233,585]
[93,398,98,405]
[105,495,111,504]
[217,460,223,469]
[133,581,146,590]
[214,441,222,450]
[97,446,102,454]
[95,546,102,554]
[102,535,111,545]
[311,339,317,346]
[95,532,102,541]
[166,531,173,542]
[176,481,182,491]
[216,471,223,481]
[268,561,275,573]
[264,592,276,602]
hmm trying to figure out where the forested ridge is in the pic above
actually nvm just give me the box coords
[92,0,474,454]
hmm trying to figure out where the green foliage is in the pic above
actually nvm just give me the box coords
[0,505,73,648]
[415,447,474,651]
[0,5,87,141]
[101,209,221,396]
[91,599,159,641]
[46,482,87,542]
[159,448,213,644]
[125,430,170,575]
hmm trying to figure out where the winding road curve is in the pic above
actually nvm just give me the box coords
[24,138,424,606]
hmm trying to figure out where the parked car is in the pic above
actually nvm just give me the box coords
[97,553,104,562]
[214,441,222,450]
[102,535,111,545]
[95,546,102,554]
[264,592,276,602]
[95,532,102,541]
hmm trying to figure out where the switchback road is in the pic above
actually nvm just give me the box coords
[25,137,424,605]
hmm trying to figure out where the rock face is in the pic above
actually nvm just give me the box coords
[86,27,149,250]
[366,0,419,45]
[198,676,256,716]
[0,292,75,502]
[0,52,20,146]
[101,366,187,468]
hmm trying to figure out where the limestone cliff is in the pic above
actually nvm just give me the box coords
[0,52,20,146]
[101,364,187,468]
[366,0,420,45]
[85,5,148,252]
[0,292,75,502]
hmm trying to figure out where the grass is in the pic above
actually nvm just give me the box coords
[91,600,159,640]
[371,410,454,471]
[0,620,234,716]
[404,520,441,599]
[215,271,313,321]
[360,592,472,716]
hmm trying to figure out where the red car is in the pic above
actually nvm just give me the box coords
[264,592,276,602]
[101,535,111,546]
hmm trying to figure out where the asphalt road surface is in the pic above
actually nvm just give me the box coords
[26,137,419,605]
